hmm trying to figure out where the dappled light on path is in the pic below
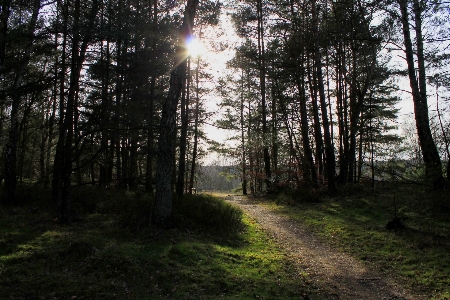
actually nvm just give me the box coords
[224,195,424,300]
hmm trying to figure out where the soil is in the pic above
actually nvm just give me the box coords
[224,195,425,300]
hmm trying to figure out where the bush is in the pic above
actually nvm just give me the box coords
[273,186,320,204]
[72,186,153,231]
[339,182,366,196]
[116,192,153,231]
[3,184,245,233]
[173,194,244,234]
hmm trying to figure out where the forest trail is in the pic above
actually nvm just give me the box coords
[224,195,424,300]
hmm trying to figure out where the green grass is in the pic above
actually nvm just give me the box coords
[0,189,331,299]
[261,183,450,299]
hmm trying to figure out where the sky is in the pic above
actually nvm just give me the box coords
[193,12,240,149]
[193,2,449,164]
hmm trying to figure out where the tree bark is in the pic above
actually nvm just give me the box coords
[153,0,199,228]
[240,68,247,195]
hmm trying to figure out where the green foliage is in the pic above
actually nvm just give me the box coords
[271,186,321,204]
[174,193,244,234]
[1,185,247,235]
[71,187,246,234]
[338,182,366,196]
[0,183,52,207]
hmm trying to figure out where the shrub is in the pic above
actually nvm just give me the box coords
[72,186,153,231]
[173,194,244,234]
[116,192,153,231]
[339,182,366,196]
[273,186,320,204]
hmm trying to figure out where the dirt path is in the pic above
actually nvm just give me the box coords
[224,195,424,300]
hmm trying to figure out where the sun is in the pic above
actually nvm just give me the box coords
[186,36,207,58]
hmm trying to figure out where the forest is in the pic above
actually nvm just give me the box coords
[0,0,450,298]
[2,0,449,222]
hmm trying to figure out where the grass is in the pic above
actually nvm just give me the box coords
[0,187,330,299]
[262,182,450,299]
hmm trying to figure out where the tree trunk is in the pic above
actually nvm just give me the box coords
[146,76,156,193]
[275,77,303,179]
[99,8,112,188]
[240,69,247,195]
[153,0,199,228]
[114,39,123,187]
[256,0,272,192]
[189,58,200,194]
[398,0,442,183]
[271,83,278,187]
[3,0,41,204]
[176,57,190,196]
[307,57,324,182]
[145,0,158,193]
[295,58,318,186]
[52,0,99,222]
[312,0,337,194]
[0,0,11,70]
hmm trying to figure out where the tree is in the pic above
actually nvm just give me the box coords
[52,0,100,223]
[3,0,42,204]
[311,0,337,194]
[398,0,443,184]
[153,0,200,228]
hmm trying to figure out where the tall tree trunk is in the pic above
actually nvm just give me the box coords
[45,49,58,188]
[3,0,41,204]
[240,69,247,195]
[52,0,68,211]
[248,106,255,194]
[129,131,138,191]
[53,0,80,223]
[398,0,442,183]
[256,0,272,192]
[271,83,278,187]
[153,0,199,228]
[145,0,158,193]
[357,129,364,182]
[436,85,450,180]
[146,76,156,192]
[275,77,303,177]
[295,57,318,186]
[114,40,123,187]
[369,93,375,190]
[0,0,11,70]
[39,102,48,183]
[312,0,337,194]
[307,57,324,181]
[189,58,200,194]
[176,57,190,196]
[99,5,112,188]
[53,0,99,222]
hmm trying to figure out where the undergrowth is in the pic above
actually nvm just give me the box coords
[0,186,331,299]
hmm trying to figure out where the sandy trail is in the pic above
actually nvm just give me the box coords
[224,195,424,300]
